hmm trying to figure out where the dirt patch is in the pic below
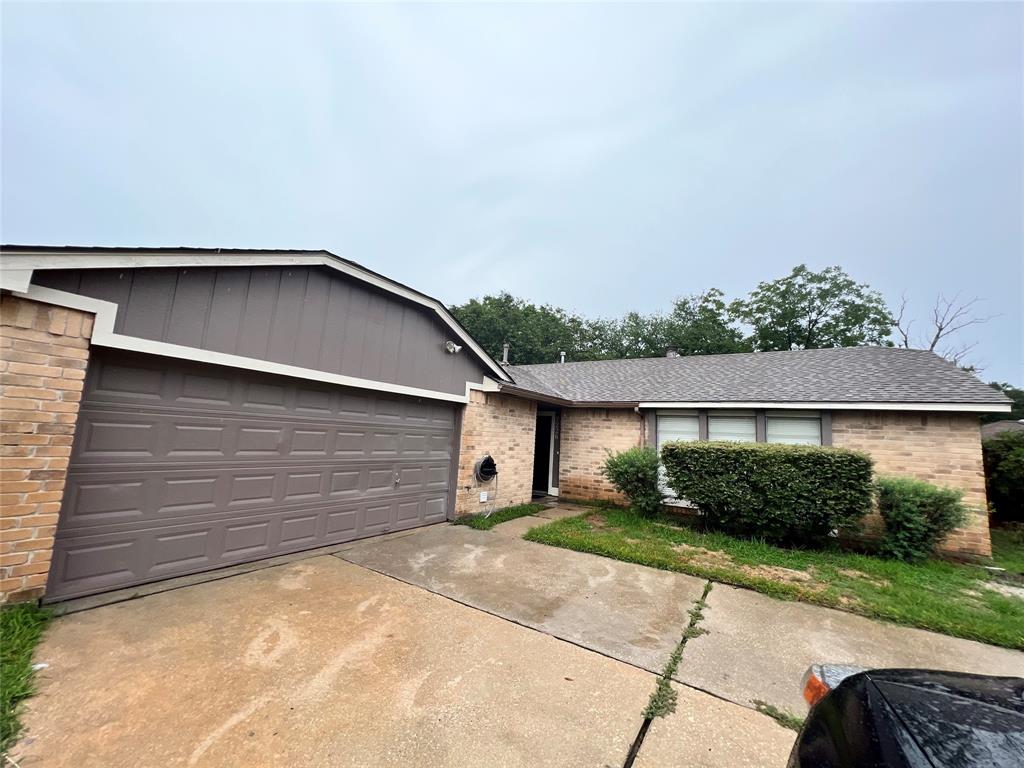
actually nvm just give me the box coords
[983,581,1024,601]
[837,568,891,589]
[740,565,819,587]
[586,514,609,529]
[671,542,734,569]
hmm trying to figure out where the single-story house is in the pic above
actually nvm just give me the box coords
[0,246,1011,603]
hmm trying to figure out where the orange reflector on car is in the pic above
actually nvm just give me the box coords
[803,670,833,707]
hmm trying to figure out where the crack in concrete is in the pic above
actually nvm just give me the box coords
[622,579,714,768]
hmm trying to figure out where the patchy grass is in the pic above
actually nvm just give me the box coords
[752,700,805,732]
[524,508,1024,650]
[991,527,1024,578]
[452,502,548,531]
[1,604,51,755]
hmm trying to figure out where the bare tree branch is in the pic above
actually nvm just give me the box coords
[893,292,995,369]
[893,293,913,348]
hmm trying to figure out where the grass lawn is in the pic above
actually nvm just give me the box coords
[524,508,1024,650]
[452,502,548,530]
[992,526,1024,578]
[1,604,51,755]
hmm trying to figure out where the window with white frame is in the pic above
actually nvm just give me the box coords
[656,412,699,503]
[707,411,757,442]
[657,413,699,450]
[766,411,822,445]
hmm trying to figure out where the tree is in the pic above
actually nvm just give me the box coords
[449,292,589,365]
[983,382,1024,424]
[665,289,750,356]
[730,265,892,351]
[892,293,994,369]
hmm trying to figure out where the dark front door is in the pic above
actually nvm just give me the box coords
[532,412,553,493]
[47,350,456,601]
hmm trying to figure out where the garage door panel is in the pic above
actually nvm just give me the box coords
[80,355,454,427]
[69,410,450,466]
[48,351,456,601]
[51,488,452,600]
[61,461,450,529]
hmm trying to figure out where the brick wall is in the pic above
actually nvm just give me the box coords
[559,408,644,502]
[832,410,991,558]
[1,296,94,603]
[455,390,537,516]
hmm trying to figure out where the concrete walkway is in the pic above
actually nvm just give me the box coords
[338,513,1024,716]
[337,522,705,674]
[13,554,793,768]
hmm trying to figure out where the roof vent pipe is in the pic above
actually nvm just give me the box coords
[501,342,510,365]
[665,347,680,358]
[559,351,566,364]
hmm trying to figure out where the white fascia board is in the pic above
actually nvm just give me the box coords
[18,285,471,404]
[639,401,1011,413]
[0,268,33,292]
[1,250,512,383]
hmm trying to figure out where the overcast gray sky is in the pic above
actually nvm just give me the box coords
[3,2,1021,383]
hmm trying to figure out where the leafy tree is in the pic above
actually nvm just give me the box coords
[983,382,1024,424]
[449,292,589,365]
[665,289,751,356]
[730,265,892,351]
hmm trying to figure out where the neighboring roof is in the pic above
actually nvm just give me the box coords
[505,347,1012,409]
[0,244,512,383]
[982,420,1024,439]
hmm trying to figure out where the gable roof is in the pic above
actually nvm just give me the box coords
[505,347,1011,411]
[0,244,512,383]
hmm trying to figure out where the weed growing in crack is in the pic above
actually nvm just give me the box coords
[752,699,805,731]
[642,581,712,719]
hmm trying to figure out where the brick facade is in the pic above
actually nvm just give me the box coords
[558,408,644,502]
[831,410,991,557]
[454,390,537,517]
[1,296,94,603]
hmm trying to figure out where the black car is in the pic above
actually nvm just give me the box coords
[789,667,1024,767]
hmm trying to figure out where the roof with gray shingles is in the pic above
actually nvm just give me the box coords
[982,420,1024,438]
[505,347,1010,406]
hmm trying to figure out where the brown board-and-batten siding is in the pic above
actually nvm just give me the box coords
[33,266,488,396]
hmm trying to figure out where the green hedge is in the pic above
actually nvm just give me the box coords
[660,441,874,546]
[876,476,966,562]
[983,432,1024,524]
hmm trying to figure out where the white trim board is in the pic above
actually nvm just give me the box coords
[16,285,475,404]
[639,401,1010,414]
[1,249,511,383]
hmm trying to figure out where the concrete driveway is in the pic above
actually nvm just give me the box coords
[12,514,1022,766]
[13,552,792,768]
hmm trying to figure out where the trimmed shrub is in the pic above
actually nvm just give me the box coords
[983,431,1024,524]
[602,446,665,517]
[660,441,873,547]
[876,476,966,563]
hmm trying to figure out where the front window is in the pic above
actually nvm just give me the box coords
[707,411,756,442]
[766,411,822,445]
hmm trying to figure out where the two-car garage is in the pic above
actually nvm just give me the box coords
[47,351,457,600]
[0,248,509,604]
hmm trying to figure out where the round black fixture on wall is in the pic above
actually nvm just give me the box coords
[474,455,498,482]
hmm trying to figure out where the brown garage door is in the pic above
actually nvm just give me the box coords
[47,350,456,601]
